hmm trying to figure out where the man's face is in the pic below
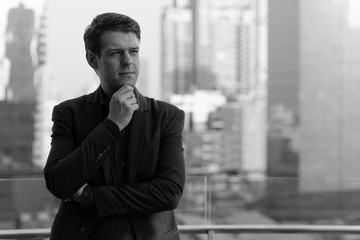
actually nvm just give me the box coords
[94,31,140,96]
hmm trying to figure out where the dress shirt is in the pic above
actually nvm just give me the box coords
[80,87,136,240]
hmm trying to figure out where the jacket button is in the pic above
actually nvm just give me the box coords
[99,153,103,158]
[95,156,100,162]
[80,226,85,232]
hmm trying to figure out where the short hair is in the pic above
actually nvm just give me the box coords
[83,12,141,56]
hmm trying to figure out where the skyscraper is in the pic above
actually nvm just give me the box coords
[161,1,194,100]
[5,3,36,103]
[163,0,268,178]
[33,0,58,168]
[211,6,242,97]
[0,4,37,170]
[162,0,266,98]
[268,0,360,193]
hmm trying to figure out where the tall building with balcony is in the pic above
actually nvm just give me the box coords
[268,0,360,195]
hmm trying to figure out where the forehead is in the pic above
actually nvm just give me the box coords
[99,31,140,50]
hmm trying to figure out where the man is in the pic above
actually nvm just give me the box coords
[44,13,185,240]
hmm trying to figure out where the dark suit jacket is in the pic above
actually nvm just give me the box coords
[44,87,185,240]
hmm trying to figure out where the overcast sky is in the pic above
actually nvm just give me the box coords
[1,0,171,100]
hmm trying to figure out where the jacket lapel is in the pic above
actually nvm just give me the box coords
[126,89,148,183]
[83,87,104,137]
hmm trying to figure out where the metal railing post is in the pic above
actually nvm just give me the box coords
[208,229,215,240]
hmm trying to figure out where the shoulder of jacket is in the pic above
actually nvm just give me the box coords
[55,93,92,110]
[149,98,183,113]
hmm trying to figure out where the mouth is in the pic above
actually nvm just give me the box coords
[119,71,135,75]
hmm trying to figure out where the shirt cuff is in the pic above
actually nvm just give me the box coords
[103,118,124,140]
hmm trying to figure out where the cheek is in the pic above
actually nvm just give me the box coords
[104,62,119,74]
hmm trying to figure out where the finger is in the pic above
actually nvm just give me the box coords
[129,104,139,111]
[127,97,137,104]
[111,91,134,104]
[112,85,134,98]
[126,93,136,100]
[118,89,135,100]
[118,85,134,95]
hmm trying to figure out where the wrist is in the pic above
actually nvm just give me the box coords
[106,117,124,131]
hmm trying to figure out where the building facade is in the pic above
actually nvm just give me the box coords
[162,0,268,178]
[268,0,360,193]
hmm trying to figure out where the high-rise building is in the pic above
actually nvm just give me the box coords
[161,2,194,100]
[211,6,242,97]
[162,0,266,98]
[268,0,360,193]
[0,4,37,170]
[0,2,60,229]
[163,0,268,178]
[208,103,243,171]
[5,3,36,103]
[33,0,59,168]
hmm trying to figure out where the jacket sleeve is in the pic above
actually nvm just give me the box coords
[84,109,186,218]
[43,104,121,200]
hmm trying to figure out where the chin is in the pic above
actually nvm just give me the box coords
[114,82,136,90]
[118,76,136,84]
[122,80,137,87]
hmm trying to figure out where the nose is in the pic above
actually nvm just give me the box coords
[121,51,133,65]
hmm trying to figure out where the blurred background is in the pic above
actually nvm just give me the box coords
[1,0,360,239]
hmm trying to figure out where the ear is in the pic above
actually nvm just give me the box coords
[86,51,98,69]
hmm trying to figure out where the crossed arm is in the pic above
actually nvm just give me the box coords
[44,104,185,218]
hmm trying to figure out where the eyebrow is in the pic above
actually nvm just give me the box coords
[107,46,139,52]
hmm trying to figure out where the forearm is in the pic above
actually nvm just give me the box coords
[90,140,185,217]
[44,114,121,200]
[80,177,184,217]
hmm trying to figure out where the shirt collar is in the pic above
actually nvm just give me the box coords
[99,86,110,107]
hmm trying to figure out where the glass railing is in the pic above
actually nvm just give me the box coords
[2,173,360,240]
[3,225,360,240]
[0,176,58,230]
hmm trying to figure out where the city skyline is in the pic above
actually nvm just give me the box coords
[0,0,171,101]
[2,0,360,234]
